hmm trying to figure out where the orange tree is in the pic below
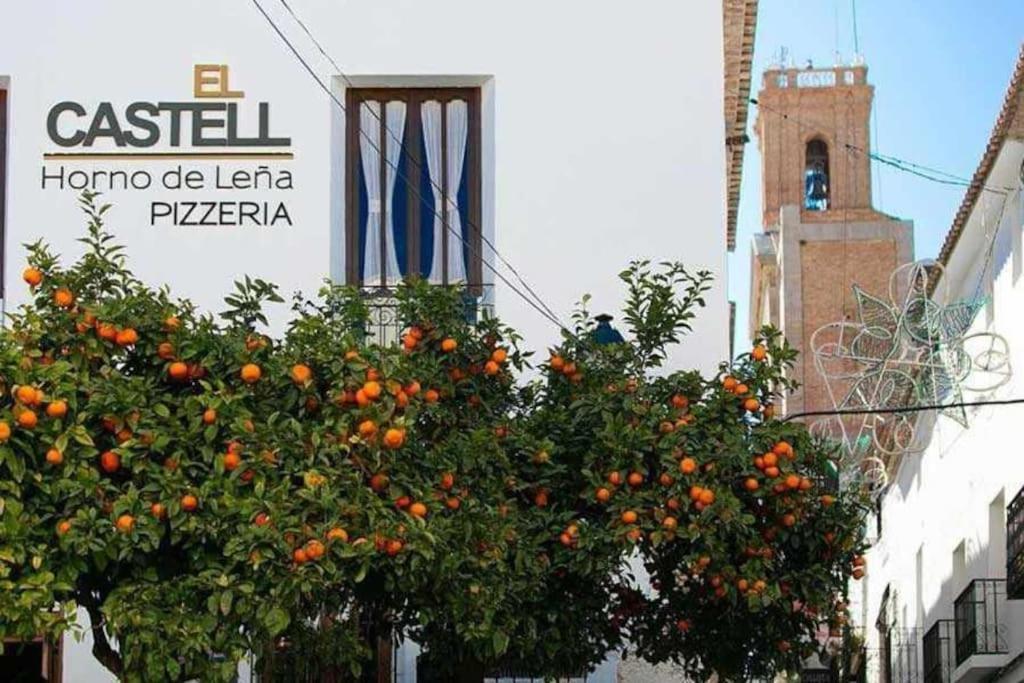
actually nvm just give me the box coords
[0,194,868,682]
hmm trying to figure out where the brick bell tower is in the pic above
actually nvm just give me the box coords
[749,62,914,417]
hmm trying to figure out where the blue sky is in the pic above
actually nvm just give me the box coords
[729,0,1024,350]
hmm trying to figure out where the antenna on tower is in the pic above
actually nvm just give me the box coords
[851,0,863,63]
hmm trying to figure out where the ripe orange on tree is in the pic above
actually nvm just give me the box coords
[358,420,378,438]
[202,408,217,425]
[291,363,312,384]
[305,539,325,560]
[56,520,71,535]
[115,328,138,347]
[240,363,262,384]
[621,510,638,525]
[752,344,767,361]
[383,428,405,449]
[409,502,428,518]
[627,472,644,487]
[440,472,455,490]
[17,409,38,429]
[491,347,508,364]
[150,503,166,519]
[45,449,63,466]
[53,287,75,308]
[23,267,43,287]
[157,342,175,360]
[180,494,198,512]
[46,400,67,419]
[223,452,241,471]
[115,514,135,533]
[773,441,794,459]
[679,457,697,475]
[97,323,118,342]
[16,385,40,406]
[99,451,120,473]
[595,487,612,503]
[168,361,189,381]
[440,338,457,352]
[326,527,349,543]
[363,380,382,400]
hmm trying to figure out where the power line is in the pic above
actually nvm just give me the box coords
[259,0,567,331]
[780,396,1024,423]
[750,97,1013,196]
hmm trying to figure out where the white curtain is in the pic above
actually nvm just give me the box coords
[360,101,404,286]
[423,99,469,283]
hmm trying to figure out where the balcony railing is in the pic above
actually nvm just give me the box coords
[954,579,1008,665]
[1008,484,1024,599]
[922,619,954,683]
[890,627,921,683]
[361,284,494,347]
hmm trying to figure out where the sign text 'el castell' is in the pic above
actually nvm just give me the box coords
[40,65,294,227]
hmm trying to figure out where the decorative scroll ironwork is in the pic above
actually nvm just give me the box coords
[809,261,1012,499]
[954,579,1008,665]
[361,285,494,347]
[1008,484,1024,600]
[923,619,954,683]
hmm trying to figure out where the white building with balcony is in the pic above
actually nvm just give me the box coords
[854,45,1024,683]
[0,1,749,681]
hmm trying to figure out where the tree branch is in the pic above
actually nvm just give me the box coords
[79,591,123,676]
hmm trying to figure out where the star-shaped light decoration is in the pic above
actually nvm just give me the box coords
[808,260,1011,499]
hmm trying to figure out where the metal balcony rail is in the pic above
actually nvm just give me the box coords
[1008,484,1024,599]
[891,627,921,683]
[360,284,494,347]
[954,578,1008,665]
[922,619,954,683]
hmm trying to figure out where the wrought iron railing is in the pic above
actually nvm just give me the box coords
[922,620,954,683]
[890,627,921,682]
[1008,484,1024,599]
[954,579,1008,665]
[361,284,494,346]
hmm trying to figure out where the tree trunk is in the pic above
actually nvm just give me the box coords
[455,658,485,683]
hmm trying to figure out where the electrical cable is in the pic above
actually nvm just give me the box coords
[246,0,572,335]
[780,397,1024,423]
[272,0,566,329]
[750,98,1013,195]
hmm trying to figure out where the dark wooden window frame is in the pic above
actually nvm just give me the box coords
[344,87,483,291]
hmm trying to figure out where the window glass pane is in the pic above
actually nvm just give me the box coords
[418,132,437,280]
[455,134,471,281]
[392,131,410,276]
[357,147,369,282]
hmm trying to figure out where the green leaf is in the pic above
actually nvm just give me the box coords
[263,607,290,636]
[492,630,509,656]
[219,590,233,616]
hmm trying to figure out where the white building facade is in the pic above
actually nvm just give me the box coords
[0,1,734,681]
[855,46,1024,683]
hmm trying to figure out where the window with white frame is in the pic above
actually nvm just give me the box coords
[345,88,482,291]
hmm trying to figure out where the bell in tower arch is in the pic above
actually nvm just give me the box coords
[804,137,831,211]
